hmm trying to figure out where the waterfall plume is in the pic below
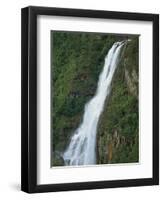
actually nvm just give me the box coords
[63,41,124,166]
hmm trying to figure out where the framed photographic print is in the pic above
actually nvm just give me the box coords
[21,6,159,193]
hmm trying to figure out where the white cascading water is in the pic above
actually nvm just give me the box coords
[63,41,125,166]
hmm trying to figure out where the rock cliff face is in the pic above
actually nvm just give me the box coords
[97,37,139,164]
[125,69,138,98]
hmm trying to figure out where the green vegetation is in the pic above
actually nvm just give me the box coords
[51,31,139,166]
[97,37,139,164]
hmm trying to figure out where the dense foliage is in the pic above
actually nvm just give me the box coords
[97,38,139,163]
[51,31,139,166]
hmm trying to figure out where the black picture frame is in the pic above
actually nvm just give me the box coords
[21,6,159,193]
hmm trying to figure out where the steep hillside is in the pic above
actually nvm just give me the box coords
[51,31,139,166]
[97,37,139,164]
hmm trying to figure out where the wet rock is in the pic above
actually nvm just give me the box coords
[125,69,138,98]
[53,152,64,166]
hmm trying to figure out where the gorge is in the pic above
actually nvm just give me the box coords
[51,32,139,166]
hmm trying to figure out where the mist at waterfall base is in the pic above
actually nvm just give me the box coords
[63,41,125,166]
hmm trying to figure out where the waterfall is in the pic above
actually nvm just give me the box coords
[63,41,125,166]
